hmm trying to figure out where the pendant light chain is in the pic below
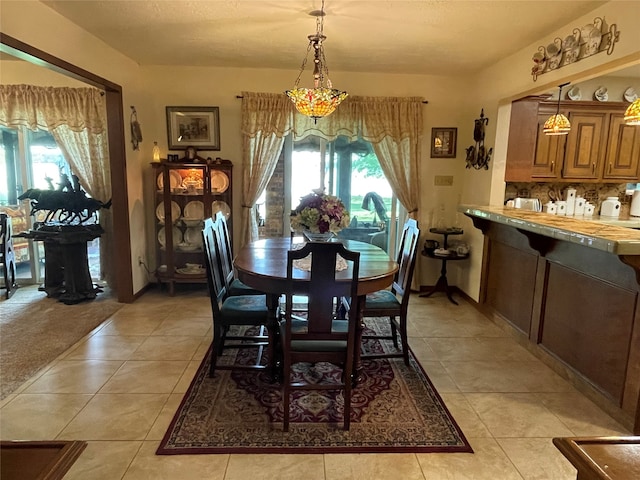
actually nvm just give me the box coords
[284,0,348,122]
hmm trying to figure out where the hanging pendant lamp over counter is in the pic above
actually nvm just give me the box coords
[624,98,640,125]
[543,83,571,136]
[285,0,347,123]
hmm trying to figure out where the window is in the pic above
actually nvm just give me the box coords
[0,126,101,283]
[287,135,402,253]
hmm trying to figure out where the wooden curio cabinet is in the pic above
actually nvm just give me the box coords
[152,158,233,295]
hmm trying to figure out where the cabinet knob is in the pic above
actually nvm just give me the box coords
[551,160,554,172]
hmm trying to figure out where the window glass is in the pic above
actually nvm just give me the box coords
[290,135,400,253]
[0,127,101,283]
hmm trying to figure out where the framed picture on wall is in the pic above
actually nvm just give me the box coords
[166,106,220,150]
[431,127,457,158]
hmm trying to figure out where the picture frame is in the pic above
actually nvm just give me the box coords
[166,106,220,151]
[431,127,457,158]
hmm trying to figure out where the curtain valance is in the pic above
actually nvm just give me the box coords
[240,91,423,244]
[0,85,106,133]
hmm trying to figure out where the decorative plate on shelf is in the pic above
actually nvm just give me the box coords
[594,87,608,102]
[212,201,231,220]
[184,200,205,219]
[157,226,183,248]
[155,201,181,224]
[210,170,230,194]
[176,267,206,275]
[624,87,638,103]
[176,243,200,252]
[184,227,203,248]
[182,218,202,227]
[567,86,581,101]
[156,170,183,190]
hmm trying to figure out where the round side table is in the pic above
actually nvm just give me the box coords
[420,227,468,305]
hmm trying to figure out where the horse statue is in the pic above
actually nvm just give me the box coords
[18,170,111,225]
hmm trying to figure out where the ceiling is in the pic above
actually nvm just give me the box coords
[39,0,610,76]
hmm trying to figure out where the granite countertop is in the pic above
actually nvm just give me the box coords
[459,205,640,255]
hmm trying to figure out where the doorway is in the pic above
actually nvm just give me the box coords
[0,34,133,302]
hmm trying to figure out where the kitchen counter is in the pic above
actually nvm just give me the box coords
[461,204,640,434]
[459,205,640,255]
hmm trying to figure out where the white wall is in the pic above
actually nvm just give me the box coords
[0,59,88,87]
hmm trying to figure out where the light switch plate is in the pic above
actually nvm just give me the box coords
[434,175,453,186]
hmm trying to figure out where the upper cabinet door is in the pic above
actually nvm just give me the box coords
[602,113,640,180]
[561,110,608,180]
[532,109,566,179]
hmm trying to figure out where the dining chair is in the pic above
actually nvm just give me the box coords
[281,241,361,431]
[0,213,18,299]
[214,211,265,297]
[202,218,277,377]
[359,218,420,366]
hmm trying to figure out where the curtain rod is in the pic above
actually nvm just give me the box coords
[235,95,428,104]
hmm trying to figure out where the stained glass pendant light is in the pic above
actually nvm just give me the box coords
[285,0,347,123]
[624,98,640,125]
[543,83,571,135]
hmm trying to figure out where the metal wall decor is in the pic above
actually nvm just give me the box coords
[465,109,492,171]
[531,17,619,81]
[130,106,143,150]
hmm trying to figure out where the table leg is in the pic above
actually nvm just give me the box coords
[419,258,458,305]
[266,293,282,382]
[353,295,366,386]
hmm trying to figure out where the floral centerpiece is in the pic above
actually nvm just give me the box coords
[291,191,350,238]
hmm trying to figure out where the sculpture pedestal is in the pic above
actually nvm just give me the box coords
[17,224,104,304]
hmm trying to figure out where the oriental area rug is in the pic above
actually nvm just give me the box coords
[157,319,472,454]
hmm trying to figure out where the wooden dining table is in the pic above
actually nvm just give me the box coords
[234,237,399,382]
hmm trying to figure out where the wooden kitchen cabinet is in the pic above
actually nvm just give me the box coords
[532,105,566,180]
[561,109,608,180]
[603,113,640,180]
[505,96,639,183]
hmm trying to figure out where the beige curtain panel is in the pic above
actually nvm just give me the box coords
[239,92,423,245]
[0,84,113,284]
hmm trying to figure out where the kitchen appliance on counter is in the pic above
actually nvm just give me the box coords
[631,190,640,217]
[601,197,621,218]
[513,198,541,211]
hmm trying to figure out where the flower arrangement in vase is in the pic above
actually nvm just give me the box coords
[291,190,350,240]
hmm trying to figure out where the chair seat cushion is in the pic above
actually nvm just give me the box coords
[220,294,269,324]
[280,318,348,352]
[228,278,264,296]
[365,290,400,310]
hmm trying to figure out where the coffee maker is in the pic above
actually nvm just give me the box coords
[630,184,640,217]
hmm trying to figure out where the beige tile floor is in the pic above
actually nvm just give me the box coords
[1,286,632,479]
